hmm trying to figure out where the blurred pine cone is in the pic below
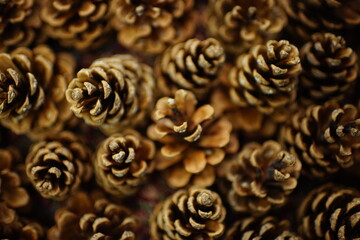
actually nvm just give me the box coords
[150,187,226,240]
[0,45,75,139]
[147,89,234,188]
[299,32,358,105]
[66,54,155,135]
[111,0,196,54]
[94,129,155,197]
[156,38,225,99]
[207,0,287,54]
[25,131,92,200]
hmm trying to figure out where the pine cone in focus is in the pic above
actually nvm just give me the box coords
[48,191,138,240]
[111,0,196,54]
[147,89,233,188]
[150,187,226,240]
[94,129,155,197]
[156,38,225,99]
[25,131,92,200]
[66,54,155,135]
[0,45,75,139]
[281,102,360,177]
[228,40,301,122]
[299,32,358,105]
[207,0,287,54]
[297,183,360,239]
[219,140,301,214]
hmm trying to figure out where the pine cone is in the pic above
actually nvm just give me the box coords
[150,187,226,240]
[25,131,92,200]
[281,101,360,177]
[147,89,233,188]
[228,40,301,122]
[299,32,358,105]
[94,129,155,197]
[110,0,196,54]
[207,0,287,54]
[219,140,301,214]
[66,54,155,135]
[156,38,225,98]
[0,45,75,139]
[297,183,360,239]
[48,191,138,240]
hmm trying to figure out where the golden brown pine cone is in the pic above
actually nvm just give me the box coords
[156,38,225,99]
[207,0,287,54]
[150,187,226,240]
[110,0,196,54]
[66,54,155,135]
[297,183,360,239]
[0,45,75,139]
[299,32,358,105]
[228,40,301,122]
[281,101,360,178]
[94,129,155,197]
[147,89,234,188]
[219,140,301,215]
[48,191,138,240]
[25,131,92,200]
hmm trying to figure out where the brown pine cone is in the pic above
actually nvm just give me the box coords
[48,191,138,240]
[94,129,155,197]
[150,187,226,240]
[156,38,225,99]
[219,140,301,215]
[228,40,301,122]
[66,54,155,135]
[281,101,360,178]
[0,45,75,139]
[299,32,358,105]
[25,131,92,200]
[207,0,287,54]
[147,89,234,188]
[110,0,196,54]
[297,183,360,239]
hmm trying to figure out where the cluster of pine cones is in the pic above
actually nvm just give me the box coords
[1,0,360,239]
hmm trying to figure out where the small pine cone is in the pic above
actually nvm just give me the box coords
[0,45,75,139]
[94,129,155,197]
[66,54,155,135]
[110,0,196,54]
[147,89,233,188]
[297,183,360,239]
[156,38,225,99]
[228,40,301,122]
[281,101,360,177]
[48,191,138,240]
[25,132,92,200]
[219,140,301,215]
[150,187,226,240]
[207,0,287,54]
[299,32,358,105]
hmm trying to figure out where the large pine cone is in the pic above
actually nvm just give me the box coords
[147,89,233,188]
[299,32,358,105]
[150,187,226,240]
[66,54,155,135]
[110,0,196,54]
[207,0,287,54]
[0,45,75,139]
[297,183,360,239]
[94,129,155,197]
[281,101,360,178]
[48,191,138,240]
[156,38,225,98]
[25,132,92,200]
[219,140,301,215]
